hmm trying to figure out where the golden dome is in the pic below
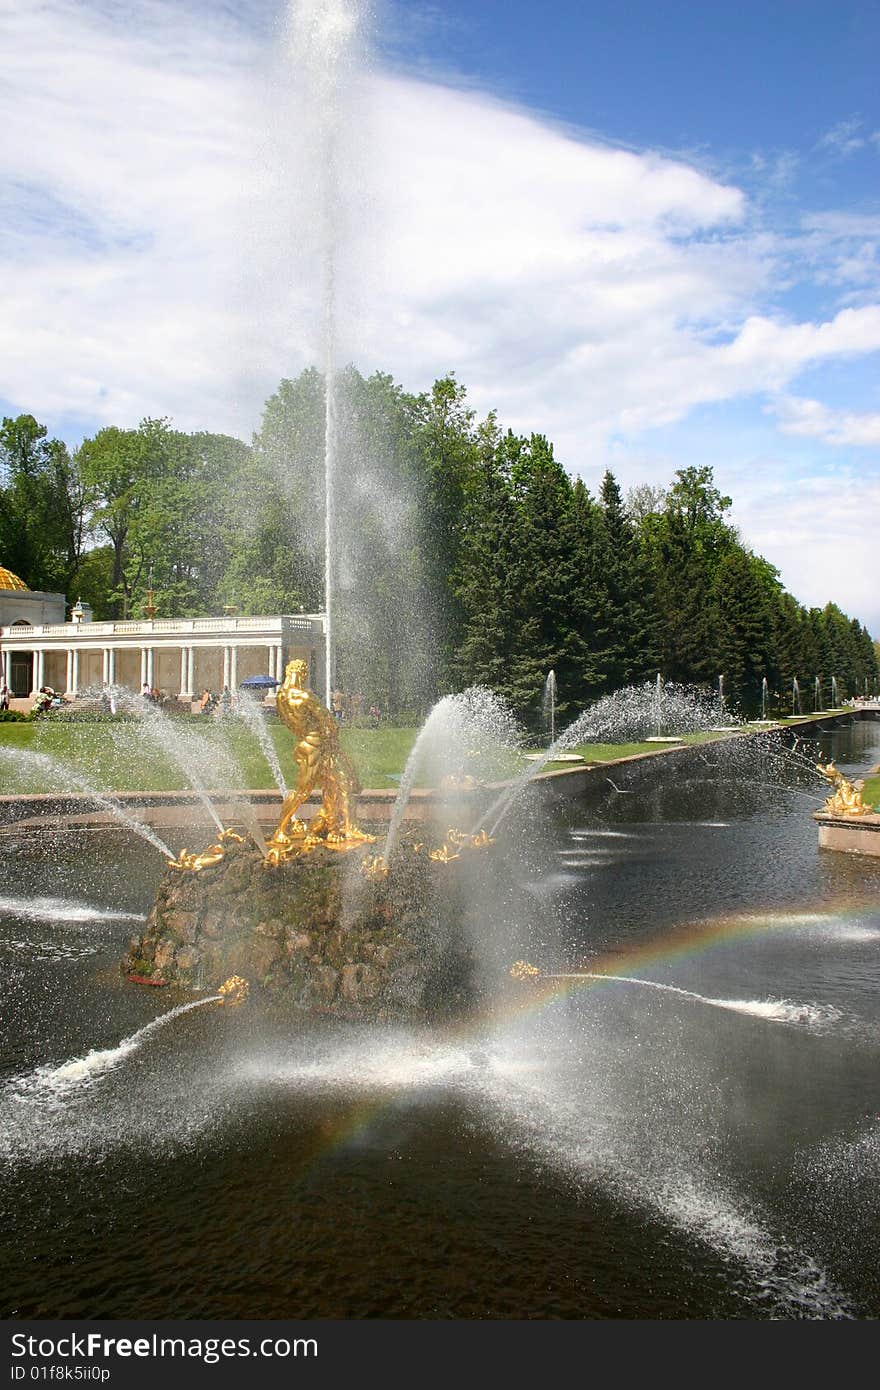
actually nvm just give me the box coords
[0,566,29,592]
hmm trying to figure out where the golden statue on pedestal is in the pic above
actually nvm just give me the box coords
[816,759,874,818]
[265,658,375,864]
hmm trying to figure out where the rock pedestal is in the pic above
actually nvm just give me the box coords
[124,835,493,1020]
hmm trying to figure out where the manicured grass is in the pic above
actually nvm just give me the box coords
[335,725,419,787]
[862,774,880,810]
[0,717,422,795]
[570,741,669,761]
[567,729,746,763]
[0,715,776,798]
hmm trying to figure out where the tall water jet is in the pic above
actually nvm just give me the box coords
[831,675,840,708]
[814,675,821,712]
[542,669,557,746]
[281,0,370,707]
[792,676,801,717]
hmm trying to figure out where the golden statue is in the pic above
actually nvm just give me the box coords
[510,960,541,981]
[266,658,375,864]
[168,828,244,872]
[816,759,874,818]
[217,975,249,1005]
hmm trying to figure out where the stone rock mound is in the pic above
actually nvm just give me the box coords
[124,835,492,1020]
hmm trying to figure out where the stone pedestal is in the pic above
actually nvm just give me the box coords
[815,811,880,856]
[124,835,493,1020]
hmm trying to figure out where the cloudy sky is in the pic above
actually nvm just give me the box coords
[3,0,879,634]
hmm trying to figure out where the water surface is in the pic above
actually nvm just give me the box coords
[1,722,878,1318]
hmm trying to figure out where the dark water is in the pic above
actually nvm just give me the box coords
[1,722,879,1319]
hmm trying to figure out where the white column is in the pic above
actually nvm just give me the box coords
[102,648,109,685]
[230,645,238,690]
[179,647,187,695]
[71,649,80,697]
[146,647,154,687]
[186,645,194,696]
[140,648,147,687]
[222,646,230,688]
[275,644,284,679]
[66,649,73,693]
[36,650,45,689]
[108,648,116,684]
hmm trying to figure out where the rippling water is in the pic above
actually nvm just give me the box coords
[1,721,879,1318]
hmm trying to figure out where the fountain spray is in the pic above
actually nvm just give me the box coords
[282,0,369,707]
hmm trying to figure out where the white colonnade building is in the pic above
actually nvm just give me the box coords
[0,566,325,705]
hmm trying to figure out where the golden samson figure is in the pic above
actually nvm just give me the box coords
[266,658,375,863]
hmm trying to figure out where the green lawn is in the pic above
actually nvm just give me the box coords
[0,716,769,798]
[862,773,880,810]
[0,718,422,795]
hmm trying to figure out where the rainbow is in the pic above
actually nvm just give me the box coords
[499,900,879,1024]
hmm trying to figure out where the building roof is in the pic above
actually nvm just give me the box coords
[0,566,29,592]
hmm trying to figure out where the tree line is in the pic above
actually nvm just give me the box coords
[2,368,877,723]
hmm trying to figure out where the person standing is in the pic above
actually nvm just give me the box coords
[0,680,8,711]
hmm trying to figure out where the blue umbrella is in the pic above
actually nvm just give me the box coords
[240,674,280,689]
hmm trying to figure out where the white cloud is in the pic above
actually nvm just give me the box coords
[815,119,867,158]
[2,0,880,631]
[732,470,880,636]
[771,397,880,447]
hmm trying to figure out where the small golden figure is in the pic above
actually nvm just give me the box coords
[265,659,375,864]
[509,960,542,981]
[428,827,495,863]
[167,828,244,873]
[360,854,390,881]
[217,975,249,1005]
[429,842,460,863]
[816,759,874,818]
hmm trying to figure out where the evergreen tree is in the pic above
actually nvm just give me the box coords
[590,470,659,689]
[712,549,776,715]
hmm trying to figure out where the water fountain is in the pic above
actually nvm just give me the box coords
[3,0,880,1324]
[831,675,840,708]
[645,671,684,743]
[542,669,557,747]
[748,675,776,727]
[793,676,802,717]
[711,672,740,732]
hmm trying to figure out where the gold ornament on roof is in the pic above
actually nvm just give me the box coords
[0,565,29,591]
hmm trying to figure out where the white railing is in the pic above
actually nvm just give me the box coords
[1,613,323,641]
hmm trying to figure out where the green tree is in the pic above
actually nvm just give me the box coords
[0,415,89,592]
[712,548,776,715]
[590,470,659,690]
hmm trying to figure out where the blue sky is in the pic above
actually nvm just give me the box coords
[2,0,879,634]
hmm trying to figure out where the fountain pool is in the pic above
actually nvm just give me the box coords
[2,718,879,1318]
